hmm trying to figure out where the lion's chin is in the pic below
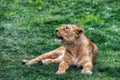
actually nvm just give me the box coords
[55,38,62,43]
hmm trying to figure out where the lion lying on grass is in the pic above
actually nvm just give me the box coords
[22,24,98,75]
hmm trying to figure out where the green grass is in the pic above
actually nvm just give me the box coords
[0,0,120,80]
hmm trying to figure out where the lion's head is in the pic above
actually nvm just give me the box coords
[55,24,83,44]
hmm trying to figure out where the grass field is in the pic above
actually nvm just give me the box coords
[0,0,120,80]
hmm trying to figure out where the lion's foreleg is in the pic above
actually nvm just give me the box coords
[22,46,65,65]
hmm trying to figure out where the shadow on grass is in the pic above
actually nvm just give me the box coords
[0,27,5,35]
[94,64,120,78]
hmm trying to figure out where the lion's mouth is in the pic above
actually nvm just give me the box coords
[55,34,63,43]
[56,35,63,40]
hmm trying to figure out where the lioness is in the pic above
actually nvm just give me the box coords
[22,24,98,75]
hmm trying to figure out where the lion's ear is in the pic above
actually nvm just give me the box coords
[73,26,84,34]
[76,27,83,34]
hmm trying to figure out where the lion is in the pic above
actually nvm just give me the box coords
[22,24,98,75]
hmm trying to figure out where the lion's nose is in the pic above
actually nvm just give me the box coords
[55,29,59,33]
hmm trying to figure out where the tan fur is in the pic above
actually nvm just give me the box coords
[22,24,98,75]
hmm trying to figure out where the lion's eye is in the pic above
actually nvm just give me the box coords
[65,27,69,30]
